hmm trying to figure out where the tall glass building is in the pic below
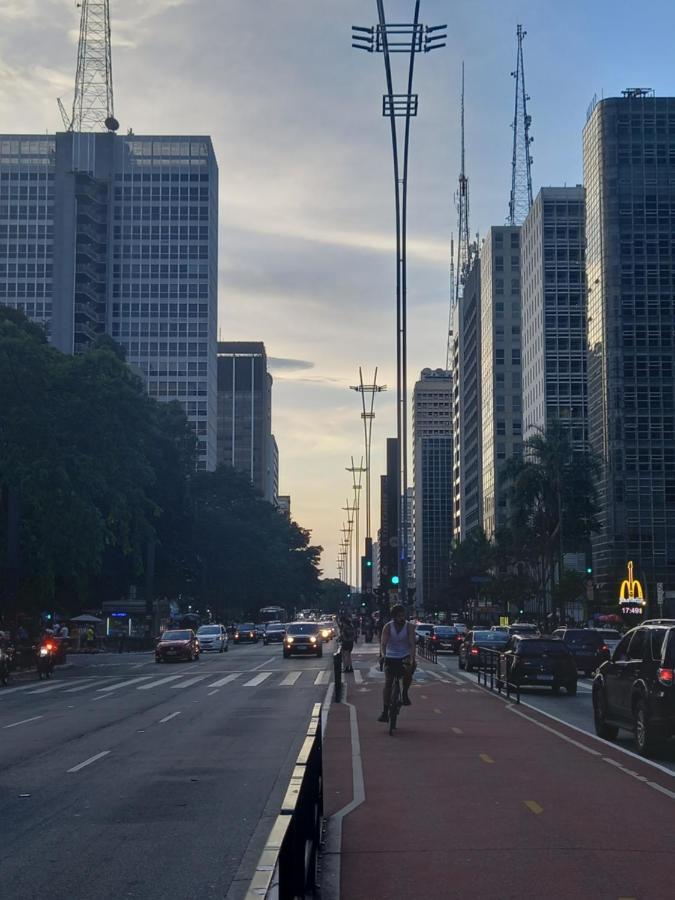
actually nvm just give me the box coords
[413,368,453,609]
[0,132,219,470]
[584,92,675,603]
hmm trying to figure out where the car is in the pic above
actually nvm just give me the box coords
[196,623,228,652]
[234,623,258,644]
[592,619,675,756]
[507,623,540,637]
[317,622,334,643]
[592,628,622,655]
[459,629,510,671]
[428,625,465,654]
[415,623,434,646]
[263,624,286,644]
[497,635,577,695]
[283,622,323,658]
[155,629,200,663]
[255,623,267,640]
[551,627,611,676]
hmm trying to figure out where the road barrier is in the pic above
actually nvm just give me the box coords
[332,649,342,702]
[418,637,438,664]
[473,647,520,704]
[245,703,323,899]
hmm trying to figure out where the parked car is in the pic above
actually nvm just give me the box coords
[155,629,200,663]
[263,624,286,645]
[459,629,510,671]
[234,623,258,644]
[592,619,675,756]
[196,624,228,653]
[551,628,610,676]
[498,635,577,694]
[428,625,465,654]
[283,622,323,658]
[415,623,434,646]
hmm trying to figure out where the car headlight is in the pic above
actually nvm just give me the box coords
[235,632,240,638]
[310,636,317,644]
[321,629,329,638]
[286,637,294,644]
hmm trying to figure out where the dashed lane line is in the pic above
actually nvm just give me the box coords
[451,727,463,734]
[158,711,181,724]
[3,715,43,729]
[243,672,273,687]
[67,750,110,773]
[479,753,495,764]
[524,800,544,815]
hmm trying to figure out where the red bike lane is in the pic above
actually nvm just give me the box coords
[323,673,675,900]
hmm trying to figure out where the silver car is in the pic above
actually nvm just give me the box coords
[196,624,229,652]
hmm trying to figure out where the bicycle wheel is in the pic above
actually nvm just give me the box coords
[389,677,401,735]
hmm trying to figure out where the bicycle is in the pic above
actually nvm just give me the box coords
[380,656,405,736]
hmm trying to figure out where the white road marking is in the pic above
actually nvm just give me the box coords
[207,689,219,696]
[97,676,153,692]
[0,682,55,697]
[279,671,302,686]
[3,715,43,729]
[158,711,181,724]
[207,673,242,688]
[137,675,185,690]
[62,680,101,693]
[243,672,272,687]
[251,656,276,672]
[314,670,330,685]
[353,670,363,684]
[67,750,110,773]
[172,675,208,689]
[26,682,68,695]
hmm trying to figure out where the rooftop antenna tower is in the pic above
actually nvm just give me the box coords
[455,63,471,305]
[58,0,119,133]
[508,24,533,225]
[445,234,454,370]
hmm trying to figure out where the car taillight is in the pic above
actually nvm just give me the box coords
[657,667,674,686]
[431,635,438,641]
[601,644,609,652]
[470,647,479,655]
[235,632,240,638]
[45,643,55,651]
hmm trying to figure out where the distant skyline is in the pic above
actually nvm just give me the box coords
[2,0,675,576]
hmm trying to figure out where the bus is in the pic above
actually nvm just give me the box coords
[258,606,287,625]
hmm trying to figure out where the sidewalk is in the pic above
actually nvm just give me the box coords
[323,653,675,900]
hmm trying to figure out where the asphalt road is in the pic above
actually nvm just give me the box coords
[438,653,675,774]
[0,640,334,900]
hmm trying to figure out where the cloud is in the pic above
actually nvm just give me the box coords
[267,357,315,372]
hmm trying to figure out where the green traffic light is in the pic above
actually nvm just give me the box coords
[391,575,400,586]
[586,567,593,574]
[366,560,372,567]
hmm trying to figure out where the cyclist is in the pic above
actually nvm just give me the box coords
[378,603,416,723]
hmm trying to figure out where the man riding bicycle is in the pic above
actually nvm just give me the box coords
[378,604,416,723]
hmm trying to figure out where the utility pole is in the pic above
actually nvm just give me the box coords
[58,0,119,133]
[508,24,534,225]
[353,2,446,593]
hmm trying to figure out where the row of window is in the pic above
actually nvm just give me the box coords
[112,302,209,317]
[112,284,209,299]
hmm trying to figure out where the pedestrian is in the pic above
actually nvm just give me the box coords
[340,617,355,673]
[86,625,95,650]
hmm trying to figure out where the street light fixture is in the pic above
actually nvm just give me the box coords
[353,2,445,593]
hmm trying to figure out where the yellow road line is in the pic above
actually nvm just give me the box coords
[524,800,543,815]
[479,753,495,764]
[451,727,463,734]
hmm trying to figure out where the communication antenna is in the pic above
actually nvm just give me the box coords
[58,0,119,132]
[455,63,471,304]
[508,24,533,225]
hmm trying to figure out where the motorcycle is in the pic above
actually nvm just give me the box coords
[36,641,56,679]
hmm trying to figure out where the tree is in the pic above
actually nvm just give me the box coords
[448,527,495,615]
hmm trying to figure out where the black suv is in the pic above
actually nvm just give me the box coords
[498,635,578,695]
[592,619,675,756]
[551,628,611,676]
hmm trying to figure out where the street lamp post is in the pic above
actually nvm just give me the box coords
[353,3,446,593]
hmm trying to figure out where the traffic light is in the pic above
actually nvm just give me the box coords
[586,566,593,575]
[366,560,372,568]
[390,575,400,586]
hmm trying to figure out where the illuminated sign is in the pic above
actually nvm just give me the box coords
[619,561,646,612]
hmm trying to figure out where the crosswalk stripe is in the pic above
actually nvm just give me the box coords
[137,675,185,690]
[243,672,272,687]
[207,673,242,688]
[27,682,69,695]
[62,679,101,693]
[97,676,153,692]
[353,670,363,684]
[1,681,56,697]
[314,670,329,685]
[279,672,302,686]
[172,675,208,689]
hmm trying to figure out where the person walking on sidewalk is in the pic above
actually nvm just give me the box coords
[378,604,416,723]
[340,617,355,673]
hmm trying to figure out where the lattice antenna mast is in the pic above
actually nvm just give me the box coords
[455,63,471,306]
[69,0,119,133]
[508,24,533,225]
[445,235,454,370]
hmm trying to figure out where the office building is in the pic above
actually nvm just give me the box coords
[413,368,453,609]
[216,341,276,502]
[451,255,482,541]
[0,132,219,469]
[480,226,523,538]
[277,495,291,520]
[404,486,415,592]
[521,187,587,449]
[583,92,675,601]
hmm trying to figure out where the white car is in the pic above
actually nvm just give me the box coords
[196,624,229,652]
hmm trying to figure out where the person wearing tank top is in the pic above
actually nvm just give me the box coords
[378,603,416,723]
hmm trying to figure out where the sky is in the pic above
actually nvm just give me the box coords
[2,0,675,578]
